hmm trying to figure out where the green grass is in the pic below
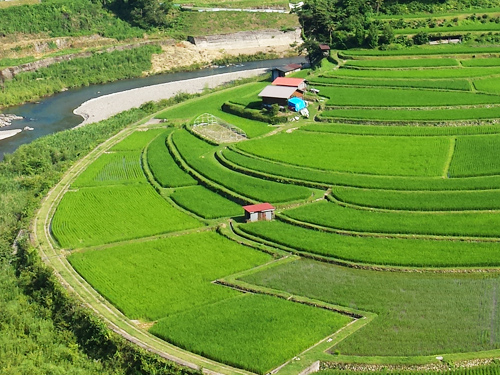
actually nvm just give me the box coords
[150,294,352,375]
[172,130,312,203]
[147,130,197,187]
[173,9,298,37]
[236,131,451,177]
[68,231,270,320]
[156,81,272,138]
[326,66,500,79]
[309,76,472,91]
[332,186,500,211]
[321,106,500,121]
[110,129,166,151]
[170,185,243,219]
[449,135,500,177]
[343,58,460,68]
[284,200,500,238]
[239,220,500,267]
[320,86,500,107]
[242,258,500,356]
[52,185,202,248]
[71,151,146,188]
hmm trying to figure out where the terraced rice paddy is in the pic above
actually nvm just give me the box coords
[49,45,500,374]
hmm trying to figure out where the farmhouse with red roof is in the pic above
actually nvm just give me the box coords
[272,77,307,91]
[242,203,275,222]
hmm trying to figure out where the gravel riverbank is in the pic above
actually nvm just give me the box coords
[74,68,268,126]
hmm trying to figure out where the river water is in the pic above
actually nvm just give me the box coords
[0,56,306,159]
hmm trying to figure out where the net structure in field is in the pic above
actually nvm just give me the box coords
[192,113,247,143]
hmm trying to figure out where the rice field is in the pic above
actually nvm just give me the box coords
[242,258,500,356]
[151,294,351,374]
[239,220,500,267]
[283,200,500,238]
[52,45,500,372]
[343,58,460,68]
[71,151,146,187]
[146,130,198,187]
[170,185,242,219]
[68,231,271,320]
[52,185,202,248]
[236,131,451,177]
[172,129,312,203]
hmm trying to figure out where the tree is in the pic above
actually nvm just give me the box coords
[112,0,173,29]
[379,23,394,45]
[366,23,379,48]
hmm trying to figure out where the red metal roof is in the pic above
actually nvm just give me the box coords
[272,77,305,87]
[242,203,275,213]
[319,44,331,50]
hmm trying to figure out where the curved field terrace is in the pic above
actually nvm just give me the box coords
[45,48,500,375]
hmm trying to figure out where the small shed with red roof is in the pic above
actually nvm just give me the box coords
[242,203,276,222]
[272,77,307,91]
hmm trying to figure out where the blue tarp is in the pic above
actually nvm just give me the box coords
[288,97,306,112]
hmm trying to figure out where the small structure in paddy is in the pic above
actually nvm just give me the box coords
[319,44,331,56]
[243,203,275,222]
[258,85,299,106]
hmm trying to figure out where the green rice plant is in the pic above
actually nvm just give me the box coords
[71,151,146,188]
[155,82,271,138]
[110,129,166,151]
[236,131,451,177]
[321,106,500,121]
[340,45,500,57]
[448,134,500,177]
[170,185,242,219]
[283,200,500,238]
[343,58,459,68]
[172,130,312,203]
[332,186,500,211]
[325,66,500,79]
[52,185,202,248]
[239,220,500,267]
[150,294,352,374]
[309,76,471,91]
[224,148,500,191]
[147,131,197,187]
[462,58,500,67]
[242,258,500,356]
[318,366,500,375]
[321,86,500,107]
[302,123,500,136]
[68,231,270,320]
[474,77,500,94]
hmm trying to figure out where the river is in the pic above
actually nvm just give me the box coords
[0,56,306,159]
